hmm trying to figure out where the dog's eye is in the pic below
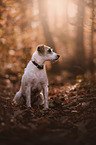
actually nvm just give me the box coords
[48,49,51,53]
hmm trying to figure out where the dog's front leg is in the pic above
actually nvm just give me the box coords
[43,85,49,108]
[25,85,31,108]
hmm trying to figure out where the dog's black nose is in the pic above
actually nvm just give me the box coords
[57,55,60,58]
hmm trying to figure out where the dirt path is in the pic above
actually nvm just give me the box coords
[0,75,96,145]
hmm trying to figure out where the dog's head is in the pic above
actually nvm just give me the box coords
[37,45,60,62]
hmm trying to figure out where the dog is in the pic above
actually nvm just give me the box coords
[13,45,60,108]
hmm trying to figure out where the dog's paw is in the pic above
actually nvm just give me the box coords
[43,106,50,111]
[27,104,32,108]
[11,98,18,106]
[44,104,49,109]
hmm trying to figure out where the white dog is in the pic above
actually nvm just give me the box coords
[13,45,60,108]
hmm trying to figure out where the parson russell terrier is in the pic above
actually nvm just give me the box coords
[13,45,60,108]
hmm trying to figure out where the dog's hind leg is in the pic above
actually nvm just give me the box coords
[13,87,22,105]
[39,92,44,105]
[33,92,44,106]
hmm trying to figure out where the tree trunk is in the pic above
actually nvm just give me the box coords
[76,0,85,72]
[38,0,55,49]
[89,0,95,73]
[38,0,60,73]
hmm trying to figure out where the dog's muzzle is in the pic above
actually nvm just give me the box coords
[57,55,60,58]
[55,55,60,60]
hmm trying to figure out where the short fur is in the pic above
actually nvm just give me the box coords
[13,45,60,108]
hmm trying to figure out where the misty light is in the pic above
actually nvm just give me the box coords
[68,2,77,18]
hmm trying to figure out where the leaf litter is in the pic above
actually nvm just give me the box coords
[0,73,96,145]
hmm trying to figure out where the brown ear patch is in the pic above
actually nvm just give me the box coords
[37,45,44,54]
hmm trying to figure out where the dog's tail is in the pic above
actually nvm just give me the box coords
[13,87,22,105]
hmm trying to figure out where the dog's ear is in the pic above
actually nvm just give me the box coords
[37,45,44,54]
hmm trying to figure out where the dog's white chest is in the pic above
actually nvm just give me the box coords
[22,62,48,93]
[32,70,47,90]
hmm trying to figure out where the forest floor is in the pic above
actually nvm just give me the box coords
[0,72,96,145]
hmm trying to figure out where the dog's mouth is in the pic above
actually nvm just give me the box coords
[52,55,60,63]
[55,55,60,60]
[54,58,59,61]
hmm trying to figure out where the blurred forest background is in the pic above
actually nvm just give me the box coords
[0,1,96,144]
[0,0,96,77]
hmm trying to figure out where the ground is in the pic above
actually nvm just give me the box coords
[0,72,96,145]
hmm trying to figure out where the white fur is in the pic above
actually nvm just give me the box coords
[13,45,59,108]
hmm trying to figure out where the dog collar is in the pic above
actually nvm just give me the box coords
[32,61,44,69]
